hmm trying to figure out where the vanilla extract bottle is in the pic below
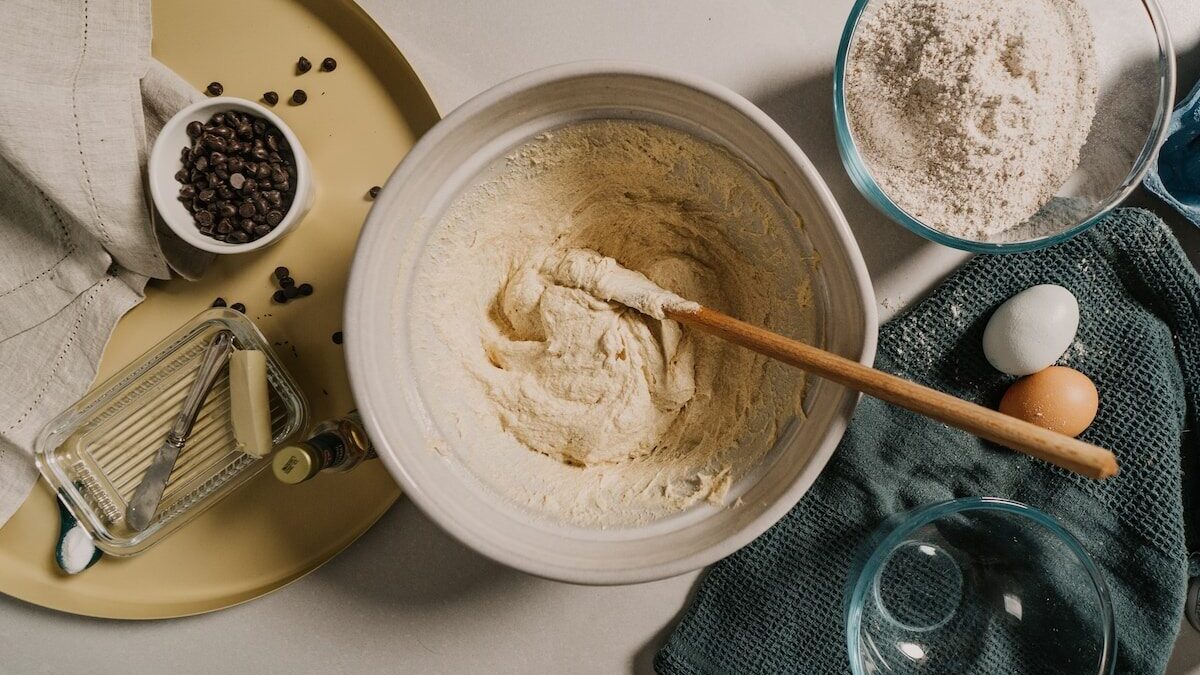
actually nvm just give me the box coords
[272,412,376,484]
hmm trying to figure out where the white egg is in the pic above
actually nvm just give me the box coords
[982,285,1079,376]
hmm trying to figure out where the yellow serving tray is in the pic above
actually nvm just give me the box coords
[0,0,438,619]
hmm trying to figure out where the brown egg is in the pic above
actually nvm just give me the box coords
[999,366,1099,437]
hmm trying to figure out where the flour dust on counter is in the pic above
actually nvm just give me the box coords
[407,120,817,527]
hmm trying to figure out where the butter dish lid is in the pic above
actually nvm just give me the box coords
[34,308,308,556]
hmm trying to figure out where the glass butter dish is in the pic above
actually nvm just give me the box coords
[35,308,308,555]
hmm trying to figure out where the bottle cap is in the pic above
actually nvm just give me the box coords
[272,444,319,484]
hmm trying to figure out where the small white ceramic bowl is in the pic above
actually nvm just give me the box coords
[346,63,877,585]
[148,97,314,254]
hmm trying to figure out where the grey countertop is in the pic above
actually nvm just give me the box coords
[3,1,1200,673]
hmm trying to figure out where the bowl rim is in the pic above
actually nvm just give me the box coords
[345,60,879,584]
[148,96,312,254]
[832,0,1177,254]
[845,496,1117,675]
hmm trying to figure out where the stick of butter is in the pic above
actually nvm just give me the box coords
[229,349,272,457]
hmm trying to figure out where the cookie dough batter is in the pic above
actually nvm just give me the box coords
[409,120,817,527]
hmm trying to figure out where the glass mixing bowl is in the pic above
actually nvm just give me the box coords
[833,0,1176,253]
[845,498,1116,675]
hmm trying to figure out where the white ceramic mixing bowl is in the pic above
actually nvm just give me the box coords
[345,62,877,584]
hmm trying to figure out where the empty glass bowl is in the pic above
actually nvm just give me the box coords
[833,0,1175,253]
[845,498,1116,675]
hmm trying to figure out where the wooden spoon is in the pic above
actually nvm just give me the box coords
[665,306,1119,480]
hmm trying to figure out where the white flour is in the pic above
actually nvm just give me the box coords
[846,0,1098,241]
[409,121,816,527]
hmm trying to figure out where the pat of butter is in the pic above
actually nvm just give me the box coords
[229,349,272,457]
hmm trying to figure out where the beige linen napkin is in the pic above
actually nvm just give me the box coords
[0,0,206,526]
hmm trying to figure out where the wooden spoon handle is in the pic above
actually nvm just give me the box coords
[667,306,1119,480]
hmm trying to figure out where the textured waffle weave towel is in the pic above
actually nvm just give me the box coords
[656,208,1198,674]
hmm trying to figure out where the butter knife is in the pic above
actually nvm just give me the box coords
[125,329,234,532]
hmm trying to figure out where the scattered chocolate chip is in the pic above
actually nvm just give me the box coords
[280,276,295,288]
[186,121,204,138]
[320,57,337,72]
[297,56,312,73]
[231,302,246,313]
[284,285,300,299]
[274,266,290,280]
[290,89,307,105]
[273,290,288,304]
[368,185,381,200]
[331,331,343,345]
[212,297,227,308]
[206,81,224,96]
[298,283,313,296]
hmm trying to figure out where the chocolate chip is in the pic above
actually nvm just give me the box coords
[368,186,381,200]
[291,89,307,105]
[280,276,295,288]
[187,121,204,138]
[273,290,288,304]
[297,56,312,74]
[274,266,290,280]
[206,82,223,96]
[263,91,279,106]
[320,57,337,72]
[298,283,313,296]
[231,302,246,313]
[179,110,296,244]
[212,297,227,308]
[331,331,343,345]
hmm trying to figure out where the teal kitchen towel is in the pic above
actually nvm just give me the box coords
[656,208,1199,675]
